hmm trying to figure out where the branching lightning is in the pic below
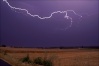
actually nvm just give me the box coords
[3,0,82,30]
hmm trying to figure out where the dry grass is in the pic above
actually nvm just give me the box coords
[0,47,99,66]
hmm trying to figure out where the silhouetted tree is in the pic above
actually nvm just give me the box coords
[1,45,6,47]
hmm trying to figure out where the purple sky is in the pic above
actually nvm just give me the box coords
[0,0,99,47]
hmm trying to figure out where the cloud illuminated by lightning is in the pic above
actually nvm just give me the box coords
[3,0,82,30]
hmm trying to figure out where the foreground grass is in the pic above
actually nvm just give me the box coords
[0,53,22,66]
[0,52,40,66]
[0,47,99,66]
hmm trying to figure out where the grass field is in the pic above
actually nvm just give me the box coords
[0,47,99,66]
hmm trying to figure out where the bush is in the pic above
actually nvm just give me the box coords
[34,57,43,65]
[43,60,53,66]
[33,57,53,66]
[21,54,31,63]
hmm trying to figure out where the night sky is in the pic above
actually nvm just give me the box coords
[0,0,99,47]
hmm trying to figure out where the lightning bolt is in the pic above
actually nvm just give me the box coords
[3,0,82,30]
